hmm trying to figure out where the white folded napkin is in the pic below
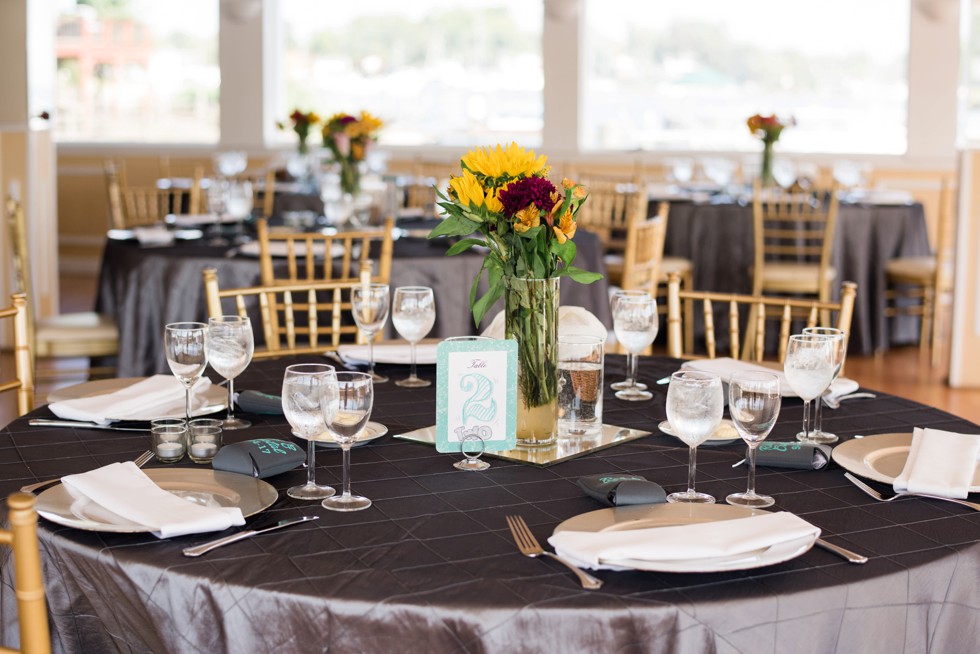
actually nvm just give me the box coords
[336,342,439,366]
[548,512,820,570]
[681,357,858,398]
[893,427,980,499]
[49,375,213,425]
[133,225,175,246]
[481,306,609,343]
[55,462,244,539]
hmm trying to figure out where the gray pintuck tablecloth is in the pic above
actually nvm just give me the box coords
[2,354,978,653]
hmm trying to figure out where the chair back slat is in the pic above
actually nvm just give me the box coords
[667,272,858,364]
[0,294,35,416]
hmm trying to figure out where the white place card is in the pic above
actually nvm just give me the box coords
[435,339,517,452]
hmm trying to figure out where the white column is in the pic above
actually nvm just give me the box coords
[219,0,269,149]
[542,0,582,155]
[906,0,960,163]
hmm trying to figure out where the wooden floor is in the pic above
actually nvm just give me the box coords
[2,274,979,426]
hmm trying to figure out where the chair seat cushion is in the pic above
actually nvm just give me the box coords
[36,312,119,357]
[762,263,837,292]
[660,256,693,274]
[885,256,936,282]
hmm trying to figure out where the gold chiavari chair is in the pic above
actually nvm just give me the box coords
[255,216,394,287]
[575,177,640,256]
[0,293,34,416]
[5,197,117,380]
[751,181,840,322]
[884,180,956,366]
[105,162,204,229]
[202,268,363,356]
[610,201,669,294]
[0,492,51,654]
[666,272,857,364]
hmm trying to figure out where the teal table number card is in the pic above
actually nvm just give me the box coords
[436,339,517,452]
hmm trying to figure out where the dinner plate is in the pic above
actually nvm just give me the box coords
[553,504,817,573]
[106,228,204,242]
[832,432,980,491]
[658,419,740,446]
[336,342,439,366]
[312,421,388,449]
[237,241,349,259]
[35,468,277,533]
[47,377,227,421]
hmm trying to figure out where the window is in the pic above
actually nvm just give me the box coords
[278,0,543,147]
[581,0,909,154]
[54,0,219,143]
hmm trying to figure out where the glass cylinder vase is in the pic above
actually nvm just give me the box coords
[504,276,560,447]
[760,139,775,187]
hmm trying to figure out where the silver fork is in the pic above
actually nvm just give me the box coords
[20,450,154,494]
[505,515,603,590]
[844,472,980,512]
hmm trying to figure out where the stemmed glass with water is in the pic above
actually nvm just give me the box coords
[800,327,846,444]
[726,372,781,508]
[223,179,253,244]
[665,370,724,504]
[783,333,836,445]
[282,364,339,500]
[164,322,208,424]
[392,286,436,388]
[321,371,374,512]
[610,291,658,401]
[352,283,390,383]
[205,315,254,430]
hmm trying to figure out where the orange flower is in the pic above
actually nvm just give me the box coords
[552,207,577,244]
[513,205,541,233]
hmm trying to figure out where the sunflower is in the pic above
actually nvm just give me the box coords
[461,142,548,184]
[449,170,503,213]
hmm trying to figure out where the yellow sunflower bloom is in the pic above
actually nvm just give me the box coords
[462,142,548,181]
[552,208,577,244]
[448,171,504,214]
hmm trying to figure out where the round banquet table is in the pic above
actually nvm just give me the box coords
[1,355,978,654]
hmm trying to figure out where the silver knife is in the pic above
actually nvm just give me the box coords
[815,538,868,564]
[182,515,319,557]
[29,419,150,432]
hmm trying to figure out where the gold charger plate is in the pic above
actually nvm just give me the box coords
[35,468,278,533]
[47,377,227,421]
[553,504,816,573]
[831,432,980,491]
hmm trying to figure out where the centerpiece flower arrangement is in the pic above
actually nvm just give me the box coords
[277,109,321,155]
[321,111,384,197]
[428,142,602,445]
[747,114,794,187]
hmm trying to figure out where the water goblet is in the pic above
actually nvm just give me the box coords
[205,179,229,246]
[609,290,651,392]
[282,364,339,500]
[800,327,846,444]
[783,333,836,445]
[205,315,255,429]
[321,372,374,512]
[392,286,435,388]
[223,179,253,244]
[352,283,390,383]
[666,371,724,504]
[612,293,658,401]
[726,372,781,508]
[164,322,208,424]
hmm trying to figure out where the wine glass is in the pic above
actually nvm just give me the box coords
[391,286,435,388]
[665,370,723,504]
[611,292,658,401]
[282,363,339,500]
[321,372,374,512]
[783,334,836,445]
[726,372,781,508]
[800,327,846,444]
[352,283,390,383]
[610,290,650,393]
[223,179,253,244]
[205,315,255,430]
[205,179,229,246]
[164,322,208,424]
